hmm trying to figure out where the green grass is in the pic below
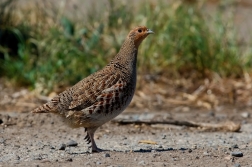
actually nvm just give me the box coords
[137,1,243,77]
[0,0,251,94]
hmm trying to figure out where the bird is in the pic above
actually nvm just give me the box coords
[32,26,154,153]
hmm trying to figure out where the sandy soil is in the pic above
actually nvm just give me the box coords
[0,105,252,167]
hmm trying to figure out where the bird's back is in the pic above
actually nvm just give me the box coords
[32,60,136,127]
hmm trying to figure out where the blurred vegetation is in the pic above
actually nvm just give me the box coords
[0,0,251,94]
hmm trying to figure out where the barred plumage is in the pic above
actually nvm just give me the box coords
[32,26,154,152]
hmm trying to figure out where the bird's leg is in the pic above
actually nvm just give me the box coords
[84,133,91,144]
[89,131,103,153]
[86,128,102,153]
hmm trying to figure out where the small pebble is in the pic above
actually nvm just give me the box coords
[66,140,78,147]
[146,146,152,150]
[14,144,20,148]
[104,153,110,157]
[66,158,73,162]
[122,136,127,140]
[234,164,241,167]
[241,112,250,118]
[231,144,239,149]
[96,161,101,165]
[162,135,166,139]
[65,147,71,152]
[192,145,197,149]
[203,152,209,156]
[188,149,192,153]
[0,138,5,143]
[231,152,243,157]
[33,154,42,160]
[207,111,215,117]
[15,155,20,160]
[152,153,160,158]
[59,144,66,150]
[172,157,178,161]
[138,160,145,165]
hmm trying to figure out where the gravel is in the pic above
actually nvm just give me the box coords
[104,153,110,157]
[33,154,42,160]
[234,164,241,167]
[66,158,73,162]
[1,109,252,166]
[58,143,66,150]
[138,160,145,165]
[231,144,239,149]
[231,151,243,157]
[66,140,78,147]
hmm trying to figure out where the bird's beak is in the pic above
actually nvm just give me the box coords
[147,29,154,34]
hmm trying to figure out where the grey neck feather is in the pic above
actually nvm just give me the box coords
[112,38,138,75]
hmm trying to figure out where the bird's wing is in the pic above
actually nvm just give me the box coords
[68,71,121,110]
[67,79,127,125]
[90,79,126,114]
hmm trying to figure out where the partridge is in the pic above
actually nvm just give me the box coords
[32,26,154,152]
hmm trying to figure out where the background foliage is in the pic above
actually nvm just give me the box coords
[0,0,251,94]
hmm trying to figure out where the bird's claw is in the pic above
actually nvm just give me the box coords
[92,147,103,153]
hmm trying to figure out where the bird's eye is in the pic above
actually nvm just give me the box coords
[138,29,142,33]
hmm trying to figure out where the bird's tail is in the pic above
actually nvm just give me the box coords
[32,102,55,113]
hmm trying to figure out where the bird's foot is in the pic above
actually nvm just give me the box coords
[92,147,103,153]
[88,146,103,153]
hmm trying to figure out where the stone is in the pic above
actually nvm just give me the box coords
[231,152,243,157]
[104,153,110,157]
[66,140,78,147]
[59,143,66,150]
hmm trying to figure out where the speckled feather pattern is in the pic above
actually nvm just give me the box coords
[32,26,153,152]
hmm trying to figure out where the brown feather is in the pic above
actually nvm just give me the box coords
[31,26,154,152]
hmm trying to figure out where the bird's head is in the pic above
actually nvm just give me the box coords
[127,26,154,48]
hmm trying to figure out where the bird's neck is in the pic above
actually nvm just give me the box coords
[113,39,138,70]
[114,40,138,64]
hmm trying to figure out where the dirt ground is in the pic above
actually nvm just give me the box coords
[1,0,252,166]
[0,83,252,167]
[0,106,252,167]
